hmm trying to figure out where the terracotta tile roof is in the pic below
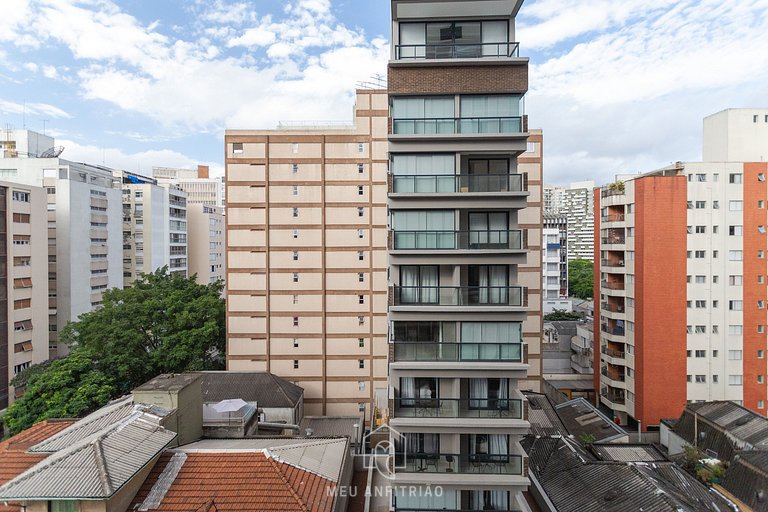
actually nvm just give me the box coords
[131,452,337,512]
[0,419,76,512]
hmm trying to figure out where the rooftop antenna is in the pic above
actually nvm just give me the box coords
[42,119,49,136]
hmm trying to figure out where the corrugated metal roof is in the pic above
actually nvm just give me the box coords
[0,411,176,499]
[28,396,135,453]
[299,416,363,441]
[193,372,303,408]
[721,451,768,511]
[591,443,667,462]
[555,398,627,442]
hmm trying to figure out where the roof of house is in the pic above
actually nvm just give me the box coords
[299,416,363,442]
[720,451,768,511]
[193,371,304,408]
[0,408,177,500]
[130,439,347,512]
[525,436,733,512]
[28,395,135,453]
[554,397,626,442]
[673,401,768,460]
[0,419,77,512]
[590,443,667,462]
[179,437,348,482]
[133,373,202,393]
[526,393,568,436]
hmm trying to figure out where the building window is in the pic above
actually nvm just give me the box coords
[695,300,706,308]
[293,207,299,217]
[686,375,692,382]
[729,250,743,261]
[759,375,765,384]
[358,229,364,239]
[293,229,299,239]
[729,275,743,286]
[293,272,299,282]
[232,143,243,154]
[359,294,365,304]
[759,350,765,359]
[293,317,299,327]
[695,275,706,283]
[292,143,299,154]
[358,143,364,153]
[358,163,364,173]
[729,225,743,236]
[695,225,705,233]
[759,400,765,410]
[695,326,706,334]
[729,374,743,386]
[729,200,743,211]
[729,173,743,183]
[695,349,706,357]
[713,350,718,357]
[358,251,364,261]
[359,338,365,348]
[695,375,706,383]
[359,359,365,369]
[293,251,299,261]
[728,350,743,360]
[293,295,299,304]
[293,360,299,369]
[358,273,364,282]
[761,250,766,259]
[759,325,765,333]
[713,200,719,209]
[695,201,706,209]
[358,185,364,196]
[12,190,30,202]
[729,300,743,311]
[695,250,705,258]
[358,207,364,217]
[358,316,364,325]
[696,174,706,182]
[729,325,743,335]
[712,325,718,334]
[293,338,299,348]
[292,163,299,173]
[292,185,299,196]
[760,200,766,208]
[760,300,765,309]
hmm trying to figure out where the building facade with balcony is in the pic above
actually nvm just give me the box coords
[186,204,224,287]
[543,181,594,261]
[154,165,224,208]
[0,181,48,408]
[0,137,123,358]
[594,109,768,429]
[542,213,570,312]
[120,173,188,286]
[386,1,539,510]
[223,89,389,420]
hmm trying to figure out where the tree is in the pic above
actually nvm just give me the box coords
[3,268,225,435]
[569,259,594,300]
[544,309,583,321]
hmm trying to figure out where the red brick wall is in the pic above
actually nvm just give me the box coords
[388,64,528,95]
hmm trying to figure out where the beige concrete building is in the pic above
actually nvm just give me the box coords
[0,181,48,408]
[187,203,224,286]
[224,89,389,418]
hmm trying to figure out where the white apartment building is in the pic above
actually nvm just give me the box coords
[154,165,223,208]
[0,138,123,357]
[544,181,594,261]
[542,214,570,312]
[120,173,188,285]
[186,203,224,286]
[0,181,48,408]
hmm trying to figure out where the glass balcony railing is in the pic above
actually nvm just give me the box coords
[392,398,523,419]
[392,117,523,135]
[394,452,523,475]
[391,173,524,194]
[391,230,523,250]
[392,286,526,307]
[392,342,523,362]
[395,41,520,60]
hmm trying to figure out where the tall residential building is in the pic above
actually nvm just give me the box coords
[0,137,123,357]
[187,203,224,285]
[542,213,570,312]
[543,181,594,261]
[154,165,224,207]
[120,173,188,285]
[595,109,768,429]
[224,89,389,419]
[0,182,48,408]
[386,0,537,509]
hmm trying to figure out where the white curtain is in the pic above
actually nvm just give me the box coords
[490,212,508,245]
[399,22,425,58]
[459,95,520,133]
[421,266,439,303]
[478,267,489,303]
[401,377,416,406]
[482,20,508,56]
[392,97,454,134]
[391,154,455,193]
[470,378,488,408]
[490,491,507,510]
[499,378,509,400]
[489,434,507,456]
[471,491,508,510]
[400,267,419,303]
[489,266,507,304]
[395,487,456,510]
[423,433,438,454]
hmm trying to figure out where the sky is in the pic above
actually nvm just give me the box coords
[2,0,768,185]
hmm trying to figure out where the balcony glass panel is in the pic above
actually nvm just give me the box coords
[392,342,522,362]
[392,230,522,250]
[394,285,524,306]
[395,452,522,475]
[393,397,523,419]
[392,174,523,193]
[396,20,517,60]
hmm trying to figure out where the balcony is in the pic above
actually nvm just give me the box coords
[390,174,525,194]
[390,230,524,251]
[601,367,626,387]
[395,452,523,475]
[601,280,625,291]
[392,117,523,136]
[392,286,526,307]
[601,302,624,314]
[601,346,625,363]
[392,342,523,362]
[600,259,625,269]
[392,398,523,420]
[601,235,625,246]
[395,41,520,60]
[600,388,626,405]
[601,324,625,340]
[602,213,625,222]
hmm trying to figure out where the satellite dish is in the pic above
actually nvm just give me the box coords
[39,146,64,158]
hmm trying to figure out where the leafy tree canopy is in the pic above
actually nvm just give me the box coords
[544,309,583,321]
[569,259,594,300]
[4,268,225,435]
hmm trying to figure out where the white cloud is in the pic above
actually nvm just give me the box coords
[23,62,38,73]
[227,26,276,47]
[0,98,71,119]
[42,65,58,79]
[59,138,224,179]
